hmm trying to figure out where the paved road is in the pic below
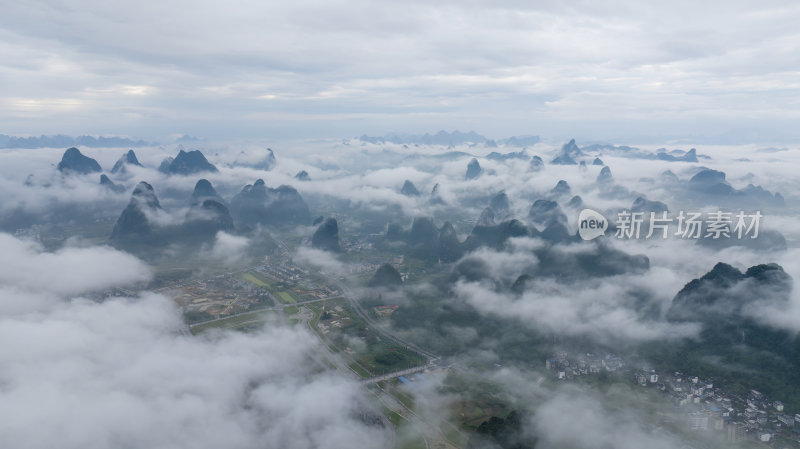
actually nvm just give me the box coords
[187,295,336,329]
[372,384,460,449]
[335,281,441,361]
[361,364,431,385]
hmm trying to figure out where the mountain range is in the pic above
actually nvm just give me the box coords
[358,130,540,147]
[0,134,150,149]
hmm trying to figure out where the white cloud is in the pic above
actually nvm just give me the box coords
[533,386,688,449]
[294,246,347,276]
[209,231,250,265]
[0,233,150,296]
[0,233,387,449]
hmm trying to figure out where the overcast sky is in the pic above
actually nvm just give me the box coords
[1,0,799,143]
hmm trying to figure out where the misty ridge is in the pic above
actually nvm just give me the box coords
[0,133,152,149]
[0,130,799,449]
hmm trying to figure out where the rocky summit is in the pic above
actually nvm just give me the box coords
[528,199,567,229]
[311,217,341,252]
[465,158,482,180]
[110,149,143,174]
[400,180,420,196]
[368,263,403,288]
[99,174,125,193]
[190,179,222,205]
[230,179,311,228]
[162,149,218,175]
[109,181,161,242]
[57,147,102,174]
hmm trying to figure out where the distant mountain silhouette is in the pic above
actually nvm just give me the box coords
[161,149,218,175]
[360,130,488,146]
[358,131,541,148]
[409,217,439,246]
[257,148,277,170]
[486,150,530,161]
[109,181,161,243]
[657,148,697,162]
[550,180,571,197]
[489,191,510,215]
[668,262,791,322]
[2,134,149,149]
[567,195,583,208]
[381,217,466,263]
[99,174,125,193]
[157,157,174,172]
[463,219,529,251]
[110,150,143,175]
[660,170,679,183]
[465,158,482,180]
[551,139,582,165]
[656,262,800,407]
[230,179,312,228]
[430,183,445,205]
[57,147,102,174]
[234,148,276,170]
[500,135,541,147]
[110,180,235,250]
[596,166,613,184]
[400,180,420,196]
[311,218,341,252]
[190,179,224,206]
[369,263,403,288]
[583,143,703,162]
[529,155,544,171]
[184,199,235,238]
[438,221,464,263]
[631,196,669,214]
[686,168,784,206]
[477,207,497,226]
[528,199,567,230]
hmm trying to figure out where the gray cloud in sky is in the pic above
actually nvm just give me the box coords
[1,1,800,142]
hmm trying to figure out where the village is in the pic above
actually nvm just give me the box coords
[166,252,342,324]
[546,352,800,446]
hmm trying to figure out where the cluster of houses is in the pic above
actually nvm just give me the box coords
[546,353,800,445]
[639,370,799,444]
[545,351,625,379]
[177,273,273,320]
[257,257,307,283]
[13,224,44,241]
[340,236,372,252]
[262,253,343,299]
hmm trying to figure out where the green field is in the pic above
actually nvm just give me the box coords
[284,305,300,315]
[276,291,296,304]
[239,272,299,304]
[239,272,270,287]
[355,344,425,375]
